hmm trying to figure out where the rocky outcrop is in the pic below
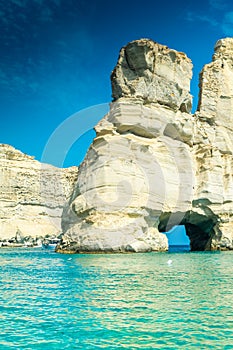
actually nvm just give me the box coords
[193,38,233,250]
[57,38,233,253]
[111,39,193,113]
[0,144,78,245]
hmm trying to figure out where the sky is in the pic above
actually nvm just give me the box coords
[166,226,190,246]
[1,0,233,167]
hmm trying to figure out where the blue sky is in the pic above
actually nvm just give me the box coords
[166,226,190,246]
[1,0,233,167]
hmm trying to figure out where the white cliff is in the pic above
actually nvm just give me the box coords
[192,38,233,250]
[50,39,233,253]
[0,144,78,245]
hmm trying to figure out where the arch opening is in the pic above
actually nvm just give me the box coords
[158,211,219,251]
[165,225,190,252]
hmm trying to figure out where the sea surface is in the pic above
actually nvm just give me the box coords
[0,247,233,349]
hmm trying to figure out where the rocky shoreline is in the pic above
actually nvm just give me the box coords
[0,231,61,248]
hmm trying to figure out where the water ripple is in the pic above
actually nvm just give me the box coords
[0,249,233,349]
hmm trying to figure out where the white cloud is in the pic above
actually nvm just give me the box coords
[209,0,227,10]
[40,6,53,22]
[186,11,218,26]
[33,0,61,6]
[196,14,218,26]
[222,11,233,36]
[10,0,27,7]
[51,0,61,5]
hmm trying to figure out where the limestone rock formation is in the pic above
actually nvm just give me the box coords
[111,38,193,113]
[193,38,233,250]
[57,38,233,253]
[0,144,78,245]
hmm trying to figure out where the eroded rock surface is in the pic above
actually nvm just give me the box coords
[193,38,233,250]
[0,144,78,245]
[55,38,233,253]
[111,39,193,112]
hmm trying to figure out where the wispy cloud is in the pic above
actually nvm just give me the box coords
[32,0,61,7]
[6,0,61,7]
[0,0,95,103]
[186,1,233,37]
[40,6,53,22]
[222,11,233,36]
[0,0,60,27]
[208,0,228,10]
[186,11,218,27]
[10,0,27,7]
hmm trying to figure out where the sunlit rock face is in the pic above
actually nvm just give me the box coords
[58,38,233,253]
[111,39,193,113]
[193,38,233,250]
[0,144,78,243]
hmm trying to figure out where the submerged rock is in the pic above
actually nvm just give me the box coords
[0,144,78,243]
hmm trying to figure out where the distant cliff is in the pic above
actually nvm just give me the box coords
[0,144,78,245]
[57,38,233,253]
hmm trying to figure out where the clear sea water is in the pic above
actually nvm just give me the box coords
[0,248,233,349]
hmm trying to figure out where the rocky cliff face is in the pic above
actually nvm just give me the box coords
[193,38,233,250]
[0,144,78,245]
[57,38,233,253]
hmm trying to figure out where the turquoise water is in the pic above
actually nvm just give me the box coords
[0,248,233,349]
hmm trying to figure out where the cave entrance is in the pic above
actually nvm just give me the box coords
[159,211,219,251]
[165,225,190,252]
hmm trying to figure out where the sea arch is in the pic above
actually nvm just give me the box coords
[159,210,219,251]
